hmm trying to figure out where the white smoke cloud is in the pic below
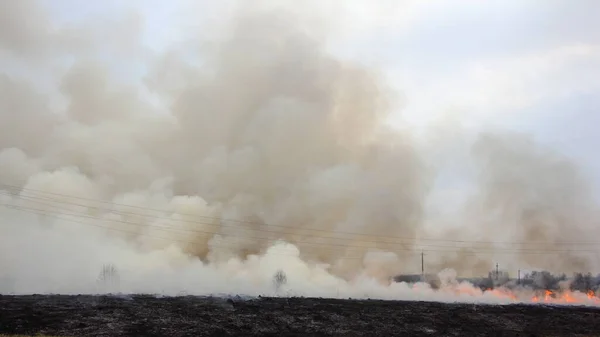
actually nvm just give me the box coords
[0,0,599,304]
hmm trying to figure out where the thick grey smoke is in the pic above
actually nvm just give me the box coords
[467,132,597,273]
[425,130,600,276]
[0,0,598,299]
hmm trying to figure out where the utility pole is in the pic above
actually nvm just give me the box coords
[421,251,424,279]
[496,263,499,280]
[518,269,521,285]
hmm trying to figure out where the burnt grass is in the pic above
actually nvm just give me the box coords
[1,295,600,337]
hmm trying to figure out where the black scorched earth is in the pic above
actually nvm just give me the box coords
[1,295,600,336]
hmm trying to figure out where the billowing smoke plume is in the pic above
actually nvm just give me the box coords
[0,0,598,299]
[427,131,600,276]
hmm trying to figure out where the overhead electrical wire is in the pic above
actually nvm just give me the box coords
[0,183,598,257]
[4,203,597,257]
[2,192,598,253]
[1,182,599,247]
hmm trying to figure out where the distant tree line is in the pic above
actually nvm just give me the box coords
[393,271,600,292]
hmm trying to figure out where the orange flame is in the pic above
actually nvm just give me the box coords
[587,290,596,299]
[409,280,599,305]
[451,286,599,305]
[525,289,599,305]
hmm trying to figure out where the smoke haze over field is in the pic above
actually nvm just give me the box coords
[0,0,599,299]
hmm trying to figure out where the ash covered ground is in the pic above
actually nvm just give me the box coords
[1,295,600,337]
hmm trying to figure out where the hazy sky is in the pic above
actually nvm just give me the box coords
[37,2,599,137]
[26,0,600,189]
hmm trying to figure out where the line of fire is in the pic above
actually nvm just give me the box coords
[392,266,600,304]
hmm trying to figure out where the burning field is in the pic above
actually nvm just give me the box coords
[1,3,600,336]
[445,287,600,305]
[1,294,600,337]
[3,274,600,337]
[530,289,598,304]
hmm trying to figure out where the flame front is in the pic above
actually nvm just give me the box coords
[439,286,599,305]
[527,289,600,305]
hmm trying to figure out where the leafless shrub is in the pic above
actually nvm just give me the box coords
[97,264,120,293]
[272,269,287,293]
[571,272,594,292]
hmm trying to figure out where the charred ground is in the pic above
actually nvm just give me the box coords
[1,295,600,336]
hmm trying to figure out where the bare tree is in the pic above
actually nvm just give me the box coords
[272,269,287,294]
[572,272,594,292]
[97,264,120,293]
[529,271,563,291]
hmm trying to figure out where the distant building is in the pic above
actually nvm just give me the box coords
[392,274,441,289]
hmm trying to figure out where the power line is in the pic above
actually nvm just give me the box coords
[4,205,372,261]
[0,201,544,253]
[4,195,599,253]
[1,182,599,246]
[2,201,599,256]
[8,191,575,252]
[4,204,591,257]
[2,191,422,248]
